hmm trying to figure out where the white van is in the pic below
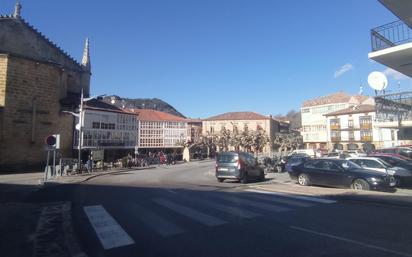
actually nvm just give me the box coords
[288,149,321,158]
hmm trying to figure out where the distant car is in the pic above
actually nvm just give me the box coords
[289,159,396,191]
[289,149,321,158]
[285,154,311,172]
[368,154,412,186]
[215,152,265,184]
[347,150,367,158]
[374,147,412,159]
[348,157,412,186]
[325,152,350,159]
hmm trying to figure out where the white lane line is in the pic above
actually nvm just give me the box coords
[131,203,185,237]
[152,198,227,227]
[244,192,314,208]
[83,205,135,250]
[246,189,336,204]
[290,226,412,257]
[188,197,261,218]
[210,194,290,213]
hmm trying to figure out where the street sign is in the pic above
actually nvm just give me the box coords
[45,134,60,149]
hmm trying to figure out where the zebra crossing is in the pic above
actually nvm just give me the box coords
[83,190,337,249]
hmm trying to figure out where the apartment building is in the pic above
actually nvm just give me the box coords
[202,111,290,153]
[368,0,412,143]
[301,92,374,149]
[324,105,397,151]
[132,109,188,151]
[73,100,138,161]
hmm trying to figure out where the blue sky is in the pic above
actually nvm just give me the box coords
[1,0,411,118]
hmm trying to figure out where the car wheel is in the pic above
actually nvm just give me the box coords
[298,173,310,186]
[217,178,224,183]
[240,173,248,184]
[351,179,370,191]
[395,177,401,187]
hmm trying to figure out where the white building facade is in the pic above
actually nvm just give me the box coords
[301,93,375,150]
[74,107,138,149]
[324,105,398,151]
[132,109,188,150]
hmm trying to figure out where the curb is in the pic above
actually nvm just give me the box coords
[42,166,156,186]
[251,185,412,208]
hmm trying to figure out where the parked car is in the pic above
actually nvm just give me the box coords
[374,147,412,159]
[285,154,312,172]
[289,149,321,158]
[347,157,412,186]
[325,151,350,159]
[347,150,367,157]
[368,154,412,186]
[215,152,265,184]
[289,158,396,191]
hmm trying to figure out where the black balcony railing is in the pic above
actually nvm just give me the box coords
[371,20,412,51]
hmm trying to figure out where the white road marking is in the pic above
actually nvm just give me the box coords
[83,205,134,250]
[153,198,227,227]
[131,203,185,237]
[246,189,336,204]
[290,226,412,257]
[243,191,314,208]
[210,194,290,212]
[187,197,261,218]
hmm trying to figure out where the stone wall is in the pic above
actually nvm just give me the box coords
[0,55,74,171]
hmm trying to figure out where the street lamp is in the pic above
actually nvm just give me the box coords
[62,90,106,172]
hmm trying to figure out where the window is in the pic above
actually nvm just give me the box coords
[92,122,100,129]
[301,108,310,113]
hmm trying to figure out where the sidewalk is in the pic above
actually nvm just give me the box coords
[254,172,412,207]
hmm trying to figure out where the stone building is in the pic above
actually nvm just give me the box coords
[202,111,289,153]
[0,3,91,171]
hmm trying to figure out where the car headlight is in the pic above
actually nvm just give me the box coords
[369,177,382,182]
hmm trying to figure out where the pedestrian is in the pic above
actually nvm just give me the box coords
[86,156,92,173]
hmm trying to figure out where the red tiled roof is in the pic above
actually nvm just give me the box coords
[205,112,269,121]
[129,109,187,122]
[351,95,370,103]
[324,105,375,116]
[302,92,351,107]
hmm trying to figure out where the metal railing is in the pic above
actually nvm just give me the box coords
[371,20,412,51]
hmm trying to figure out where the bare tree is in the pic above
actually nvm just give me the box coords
[273,132,303,155]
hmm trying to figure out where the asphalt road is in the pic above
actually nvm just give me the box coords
[37,161,412,257]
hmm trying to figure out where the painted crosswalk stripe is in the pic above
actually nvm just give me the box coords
[152,198,227,227]
[130,203,185,237]
[185,197,261,218]
[245,189,336,204]
[243,192,314,208]
[83,205,134,250]
[210,194,290,212]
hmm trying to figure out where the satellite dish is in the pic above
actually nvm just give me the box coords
[368,71,388,91]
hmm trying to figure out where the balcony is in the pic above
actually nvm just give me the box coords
[360,123,372,130]
[330,124,340,130]
[361,136,373,142]
[331,137,341,142]
[369,19,412,78]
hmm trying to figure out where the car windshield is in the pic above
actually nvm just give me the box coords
[217,154,238,163]
[379,159,393,168]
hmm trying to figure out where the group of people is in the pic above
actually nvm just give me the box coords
[126,152,177,168]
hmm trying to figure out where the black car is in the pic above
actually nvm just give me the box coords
[369,154,412,186]
[216,152,265,184]
[285,154,311,172]
[289,159,396,191]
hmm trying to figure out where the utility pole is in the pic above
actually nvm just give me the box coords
[78,89,84,173]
